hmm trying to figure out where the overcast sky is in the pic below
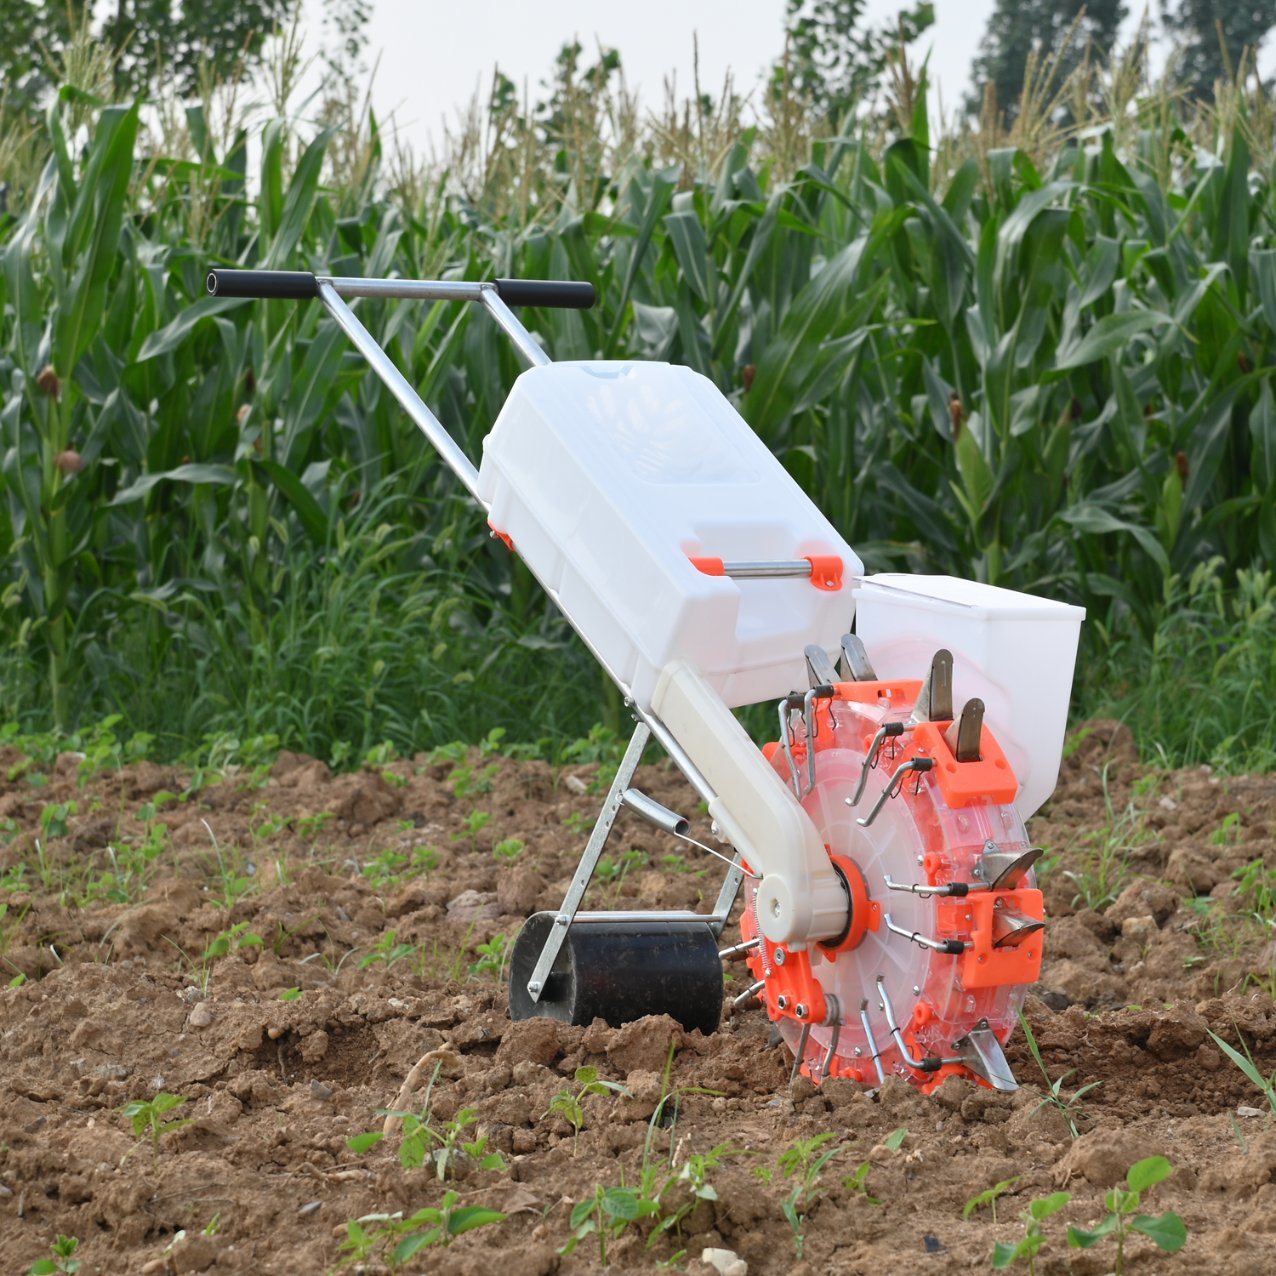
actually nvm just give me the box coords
[296,0,992,153]
[296,0,1275,157]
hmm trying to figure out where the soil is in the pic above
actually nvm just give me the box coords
[1,719,1275,1275]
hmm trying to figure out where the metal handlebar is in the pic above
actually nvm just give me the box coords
[205,268,595,309]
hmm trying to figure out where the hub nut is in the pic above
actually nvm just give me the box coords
[795,1003,809,1019]
[776,995,790,1010]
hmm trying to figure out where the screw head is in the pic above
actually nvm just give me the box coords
[527,981,542,994]
[795,1003,809,1019]
[776,994,790,1010]
[773,948,786,966]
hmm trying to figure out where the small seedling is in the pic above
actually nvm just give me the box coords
[202,921,262,961]
[450,760,500,798]
[841,1127,906,1205]
[470,932,511,980]
[1210,811,1242,846]
[492,837,525,861]
[561,1183,659,1267]
[350,1106,506,1181]
[451,809,492,846]
[645,1143,734,1249]
[338,1193,505,1269]
[39,800,76,840]
[1019,1010,1099,1138]
[1067,1156,1187,1272]
[358,930,417,971]
[548,1066,630,1153]
[757,1132,839,1259]
[964,1175,1020,1225]
[28,1235,79,1275]
[295,810,335,841]
[1208,1026,1276,1112]
[121,1093,188,1160]
[991,1191,1070,1272]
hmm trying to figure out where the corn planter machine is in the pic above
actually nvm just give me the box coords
[206,267,1083,1093]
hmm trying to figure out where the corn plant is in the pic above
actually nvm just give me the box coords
[1,56,1274,765]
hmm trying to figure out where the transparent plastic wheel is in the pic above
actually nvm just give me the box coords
[739,679,1043,1091]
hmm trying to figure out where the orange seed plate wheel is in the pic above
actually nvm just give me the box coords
[743,678,1043,1091]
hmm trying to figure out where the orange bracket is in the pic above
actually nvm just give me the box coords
[487,520,515,552]
[688,556,725,576]
[803,554,844,591]
[939,888,1045,990]
[910,721,1018,808]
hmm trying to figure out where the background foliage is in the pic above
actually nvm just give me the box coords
[0,18,1273,770]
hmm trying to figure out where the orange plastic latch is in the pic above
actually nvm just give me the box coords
[833,678,924,707]
[940,889,1045,990]
[804,555,844,591]
[487,521,515,552]
[911,720,1018,809]
[689,556,725,576]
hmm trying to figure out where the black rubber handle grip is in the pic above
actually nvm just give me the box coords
[494,278,596,309]
[206,268,319,300]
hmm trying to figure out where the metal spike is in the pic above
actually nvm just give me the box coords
[718,937,761,960]
[732,979,765,1008]
[908,649,953,724]
[859,1001,887,1084]
[821,1024,842,1080]
[943,697,984,762]
[839,633,877,682]
[991,904,1046,949]
[977,845,1043,891]
[790,1022,812,1086]
[804,644,840,688]
[952,1021,1019,1092]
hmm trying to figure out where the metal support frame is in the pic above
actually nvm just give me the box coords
[314,272,754,1006]
[524,718,747,1002]
[524,723,650,1000]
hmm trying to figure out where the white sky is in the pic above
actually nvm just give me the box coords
[297,0,1275,156]
[296,0,993,153]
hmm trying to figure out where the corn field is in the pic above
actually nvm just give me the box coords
[1,60,1274,760]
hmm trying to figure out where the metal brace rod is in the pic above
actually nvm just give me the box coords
[318,282,484,503]
[875,977,965,1073]
[790,1023,812,1086]
[882,873,978,898]
[480,286,552,368]
[855,757,934,827]
[717,560,815,578]
[846,721,906,807]
[883,911,968,954]
[524,722,650,1000]
[859,1001,887,1084]
[821,1024,842,1080]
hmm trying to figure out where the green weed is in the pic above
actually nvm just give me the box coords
[1207,1026,1276,1113]
[1019,1011,1099,1138]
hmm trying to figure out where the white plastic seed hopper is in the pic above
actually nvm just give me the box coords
[206,267,1083,1092]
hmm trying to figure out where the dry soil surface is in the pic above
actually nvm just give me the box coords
[1,720,1274,1274]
